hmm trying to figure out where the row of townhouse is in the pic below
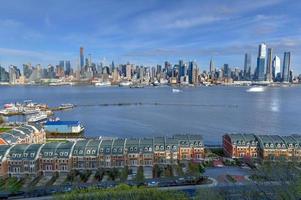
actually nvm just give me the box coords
[223,133,301,160]
[0,124,46,145]
[0,134,204,178]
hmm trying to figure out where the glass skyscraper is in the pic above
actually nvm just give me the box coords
[243,53,251,80]
[282,52,291,82]
[255,43,266,81]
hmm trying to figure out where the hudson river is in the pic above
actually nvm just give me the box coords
[1,85,301,144]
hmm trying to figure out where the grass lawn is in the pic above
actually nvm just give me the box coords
[0,128,11,133]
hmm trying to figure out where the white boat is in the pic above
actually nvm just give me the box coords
[247,86,265,93]
[119,81,132,87]
[59,104,74,110]
[22,108,40,115]
[27,112,48,123]
[95,81,111,87]
[172,88,182,93]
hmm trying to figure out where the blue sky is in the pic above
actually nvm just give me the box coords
[0,0,301,73]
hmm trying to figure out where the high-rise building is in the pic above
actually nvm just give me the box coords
[255,43,266,81]
[126,64,132,80]
[209,58,215,74]
[80,47,84,72]
[65,61,71,76]
[188,61,197,84]
[9,65,21,84]
[265,48,273,82]
[0,66,9,82]
[23,64,33,79]
[272,56,281,81]
[223,64,230,78]
[243,53,251,80]
[282,52,291,82]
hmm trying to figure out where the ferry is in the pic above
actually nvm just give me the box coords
[246,86,265,93]
[27,112,48,123]
[172,88,182,93]
[95,81,111,87]
[58,104,75,110]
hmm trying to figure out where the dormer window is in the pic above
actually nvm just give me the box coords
[149,147,152,151]
[155,146,159,150]
[106,148,110,153]
[100,148,104,152]
[282,144,285,148]
[44,152,48,156]
[73,150,78,154]
[160,146,164,150]
[92,150,96,154]
[86,150,91,154]
[60,152,63,156]
[49,152,53,156]
[79,150,83,154]
[30,153,34,157]
[64,152,68,156]
[134,147,137,151]
[265,144,269,148]
[119,148,122,153]
[130,147,133,151]
[113,148,117,153]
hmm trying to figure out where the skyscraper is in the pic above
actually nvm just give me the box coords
[223,64,230,78]
[272,56,281,81]
[188,61,197,84]
[209,58,215,76]
[265,48,273,82]
[282,52,291,82]
[255,43,266,81]
[243,53,251,80]
[65,61,71,76]
[80,47,84,72]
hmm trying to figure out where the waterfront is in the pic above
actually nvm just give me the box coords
[0,85,301,144]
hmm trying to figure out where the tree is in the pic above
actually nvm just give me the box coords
[188,161,200,176]
[108,168,120,181]
[120,166,129,182]
[135,166,145,183]
[164,165,173,177]
[95,168,105,181]
[152,164,163,178]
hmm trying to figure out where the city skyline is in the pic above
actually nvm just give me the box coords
[0,0,301,72]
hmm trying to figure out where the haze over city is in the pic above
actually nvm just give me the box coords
[0,0,301,73]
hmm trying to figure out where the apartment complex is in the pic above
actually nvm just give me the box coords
[0,134,204,178]
[223,133,301,160]
[0,124,46,145]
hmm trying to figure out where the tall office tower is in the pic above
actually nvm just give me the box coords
[178,60,185,79]
[209,58,215,73]
[23,64,33,79]
[188,61,196,84]
[265,48,273,82]
[9,65,21,84]
[255,43,266,81]
[65,61,71,76]
[80,47,84,71]
[243,53,251,80]
[126,64,132,80]
[272,56,281,81]
[223,64,230,78]
[0,66,9,82]
[282,52,291,82]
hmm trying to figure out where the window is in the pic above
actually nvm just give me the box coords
[92,150,96,154]
[86,150,91,154]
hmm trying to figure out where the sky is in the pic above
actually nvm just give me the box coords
[0,0,301,73]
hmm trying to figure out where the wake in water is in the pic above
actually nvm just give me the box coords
[76,102,238,108]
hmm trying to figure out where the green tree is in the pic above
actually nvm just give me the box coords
[135,166,145,183]
[152,164,163,178]
[164,165,173,177]
[95,168,105,181]
[120,166,129,182]
[108,168,120,181]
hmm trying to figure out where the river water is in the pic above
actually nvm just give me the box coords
[0,85,300,144]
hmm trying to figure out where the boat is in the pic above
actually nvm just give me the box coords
[22,108,40,115]
[27,112,48,123]
[59,103,74,110]
[246,86,265,93]
[119,81,132,87]
[172,88,182,93]
[95,81,111,87]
